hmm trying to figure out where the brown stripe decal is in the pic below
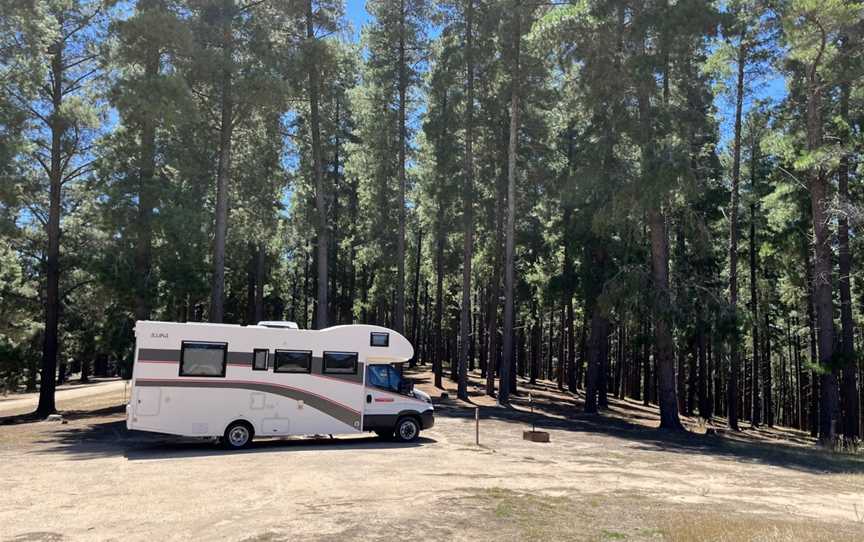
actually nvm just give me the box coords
[137,349,251,365]
[138,348,179,362]
[227,352,252,364]
[137,349,364,383]
[135,378,361,428]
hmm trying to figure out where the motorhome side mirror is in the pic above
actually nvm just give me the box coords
[399,380,414,394]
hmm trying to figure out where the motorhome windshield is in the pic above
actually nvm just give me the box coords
[366,364,404,393]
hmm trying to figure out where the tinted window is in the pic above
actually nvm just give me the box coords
[179,342,227,377]
[367,365,390,388]
[252,349,268,371]
[274,350,311,373]
[370,332,389,347]
[367,365,399,391]
[323,351,357,374]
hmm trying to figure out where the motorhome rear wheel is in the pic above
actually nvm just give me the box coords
[223,420,254,449]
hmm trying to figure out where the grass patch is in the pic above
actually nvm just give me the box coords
[661,513,864,542]
[441,489,864,542]
[447,488,655,541]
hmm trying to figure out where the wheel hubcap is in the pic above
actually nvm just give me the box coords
[399,421,417,440]
[229,426,249,447]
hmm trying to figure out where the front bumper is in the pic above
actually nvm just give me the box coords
[421,409,435,429]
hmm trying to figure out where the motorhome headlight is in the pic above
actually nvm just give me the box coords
[412,388,432,404]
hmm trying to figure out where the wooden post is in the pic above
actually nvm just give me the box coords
[475,406,480,446]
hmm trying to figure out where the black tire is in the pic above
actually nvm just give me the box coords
[223,420,254,449]
[394,416,420,443]
[374,429,394,440]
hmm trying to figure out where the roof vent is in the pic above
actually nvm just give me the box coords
[257,321,300,330]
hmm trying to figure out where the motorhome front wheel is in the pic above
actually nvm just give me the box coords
[395,417,420,443]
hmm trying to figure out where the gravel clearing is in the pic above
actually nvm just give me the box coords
[2,372,863,541]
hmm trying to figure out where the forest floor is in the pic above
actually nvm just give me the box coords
[1,368,864,541]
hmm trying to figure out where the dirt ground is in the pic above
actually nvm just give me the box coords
[2,369,864,542]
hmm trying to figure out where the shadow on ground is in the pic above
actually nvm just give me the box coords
[412,367,864,477]
[31,419,436,461]
[0,404,127,426]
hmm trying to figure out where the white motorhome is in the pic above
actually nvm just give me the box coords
[126,321,434,449]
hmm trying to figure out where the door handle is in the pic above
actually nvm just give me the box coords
[366,394,372,404]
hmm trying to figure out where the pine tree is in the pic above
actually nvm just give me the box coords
[10,0,109,416]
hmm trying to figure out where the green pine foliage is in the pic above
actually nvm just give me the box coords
[0,0,862,438]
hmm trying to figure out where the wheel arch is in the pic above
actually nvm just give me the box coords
[396,409,422,425]
[224,417,256,437]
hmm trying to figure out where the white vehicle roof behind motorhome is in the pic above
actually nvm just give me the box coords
[257,320,299,329]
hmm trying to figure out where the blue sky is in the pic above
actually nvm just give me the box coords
[345,1,371,38]
[341,1,785,150]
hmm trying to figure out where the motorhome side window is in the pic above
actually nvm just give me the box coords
[274,350,311,373]
[370,332,389,347]
[179,341,227,377]
[252,349,268,371]
[323,351,357,374]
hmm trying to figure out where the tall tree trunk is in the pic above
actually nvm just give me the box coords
[410,226,423,366]
[485,172,505,397]
[209,0,234,323]
[37,40,65,417]
[635,26,681,429]
[254,243,265,322]
[697,312,710,418]
[585,311,610,413]
[617,325,626,399]
[348,177,359,324]
[307,0,328,329]
[643,319,651,406]
[563,124,577,394]
[805,243,819,437]
[675,218,687,414]
[479,287,487,376]
[457,0,475,400]
[303,240,310,328]
[794,315,803,429]
[547,306,554,380]
[687,335,697,416]
[434,203,445,389]
[750,200,760,427]
[805,41,839,443]
[558,305,565,391]
[583,240,609,411]
[577,312,587,390]
[838,71,858,439]
[499,0,521,405]
[648,207,684,430]
[470,289,478,371]
[134,35,159,322]
[246,243,257,324]
[394,0,407,334]
[567,295,576,392]
[331,100,342,324]
[763,294,773,426]
[599,328,610,408]
[726,30,747,431]
[530,304,539,384]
